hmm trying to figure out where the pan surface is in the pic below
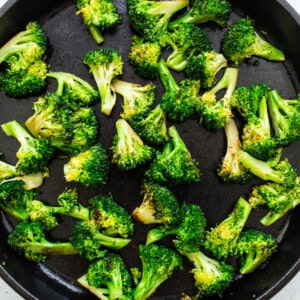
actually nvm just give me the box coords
[0,0,299,299]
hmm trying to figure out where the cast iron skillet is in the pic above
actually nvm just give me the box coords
[0,0,299,299]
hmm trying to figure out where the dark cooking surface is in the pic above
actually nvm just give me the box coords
[0,0,299,299]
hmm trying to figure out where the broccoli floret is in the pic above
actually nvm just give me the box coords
[267,90,300,147]
[111,119,155,171]
[0,22,48,97]
[71,220,131,260]
[82,48,123,116]
[199,67,238,130]
[184,50,227,89]
[63,143,109,187]
[76,0,122,44]
[158,58,201,122]
[231,84,278,161]
[232,229,278,274]
[132,181,180,225]
[78,252,133,300]
[0,159,18,181]
[46,71,99,108]
[132,244,183,300]
[204,197,252,260]
[169,0,231,28]
[179,249,234,297]
[146,125,201,186]
[111,79,156,121]
[222,17,285,66]
[146,202,206,253]
[159,22,212,72]
[128,35,162,80]
[7,220,78,262]
[130,104,168,146]
[1,120,54,174]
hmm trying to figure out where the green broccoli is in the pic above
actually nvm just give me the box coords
[127,0,189,42]
[132,181,180,225]
[222,17,285,66]
[184,50,227,89]
[111,79,157,121]
[77,252,133,300]
[128,35,162,80]
[159,22,212,72]
[232,229,278,274]
[204,197,252,260]
[63,143,109,187]
[7,220,78,262]
[199,67,238,130]
[111,119,156,171]
[267,89,300,147]
[158,58,201,122]
[76,0,122,44]
[132,244,183,300]
[1,120,54,174]
[169,0,231,28]
[145,125,201,186]
[46,71,99,108]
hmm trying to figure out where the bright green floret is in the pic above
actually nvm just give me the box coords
[7,220,78,262]
[267,90,300,147]
[184,50,227,89]
[159,22,212,72]
[82,48,123,115]
[158,58,201,122]
[169,0,231,28]
[1,120,54,174]
[132,181,180,225]
[146,202,206,253]
[222,17,285,65]
[204,197,252,260]
[111,119,155,171]
[111,79,156,121]
[232,229,278,274]
[76,0,122,44]
[64,143,109,187]
[146,125,201,186]
[199,67,238,130]
[132,244,183,300]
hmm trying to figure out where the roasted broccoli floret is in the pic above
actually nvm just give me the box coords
[111,119,155,171]
[76,0,122,44]
[158,58,201,122]
[179,249,234,297]
[159,22,212,72]
[169,0,231,28]
[77,252,133,300]
[222,17,285,66]
[232,229,278,274]
[267,90,300,147]
[82,48,123,115]
[1,120,54,174]
[46,71,99,108]
[127,0,188,43]
[199,67,238,130]
[146,202,206,253]
[132,244,183,300]
[8,220,78,262]
[111,79,156,121]
[146,125,201,186]
[128,35,162,80]
[204,197,252,260]
[0,22,48,97]
[184,50,227,89]
[63,143,109,187]
[132,181,180,225]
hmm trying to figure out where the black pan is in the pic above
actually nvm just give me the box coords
[0,0,299,299]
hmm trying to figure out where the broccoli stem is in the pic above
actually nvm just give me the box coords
[158,59,179,93]
[50,204,90,220]
[88,25,105,44]
[77,275,110,300]
[1,204,28,221]
[94,232,131,250]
